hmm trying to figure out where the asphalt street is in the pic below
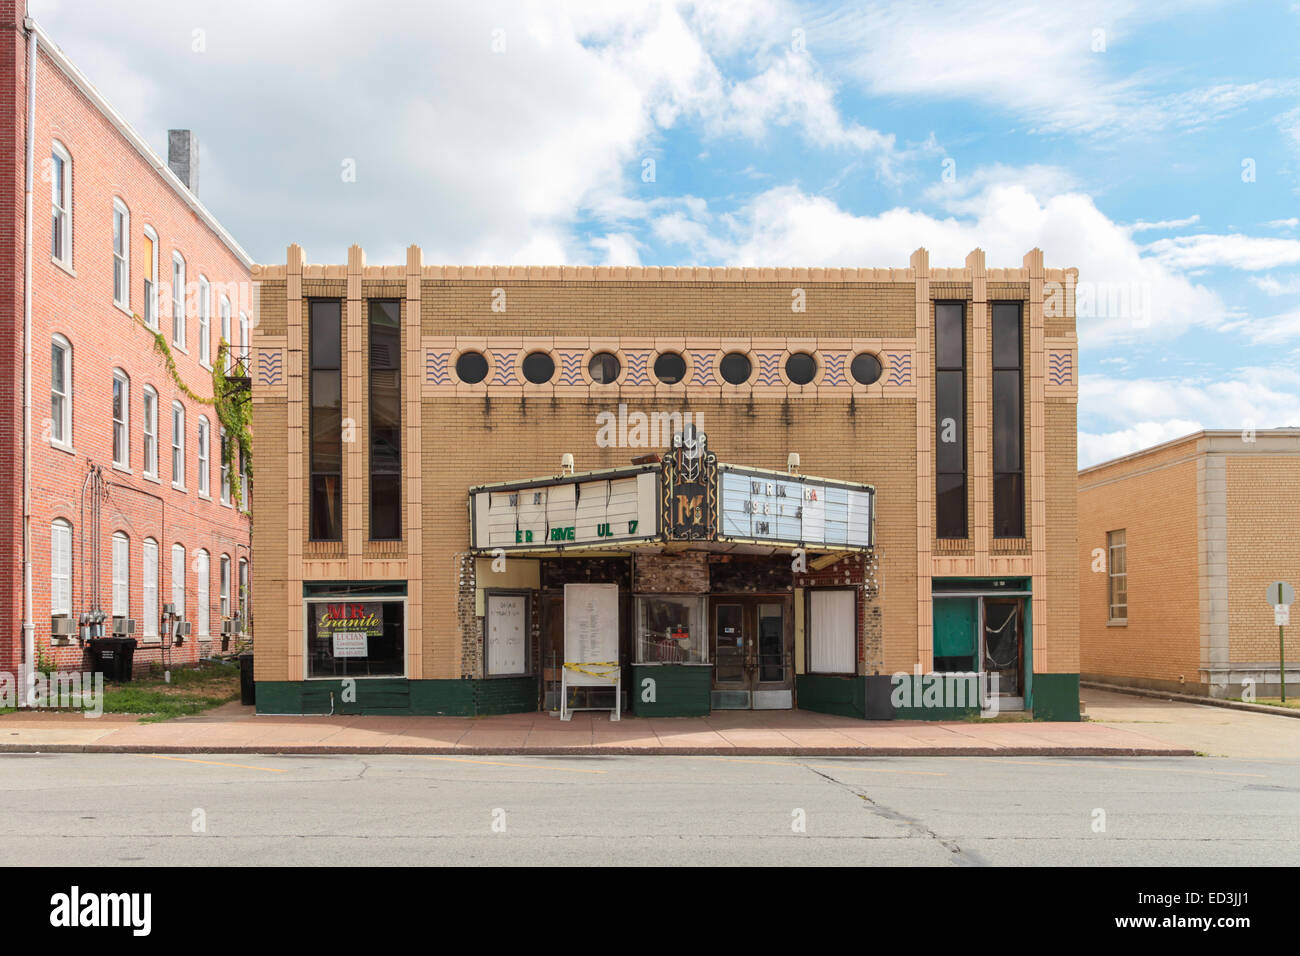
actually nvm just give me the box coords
[0,752,1296,865]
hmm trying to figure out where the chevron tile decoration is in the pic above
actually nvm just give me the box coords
[624,349,652,386]
[690,350,717,387]
[1048,350,1073,386]
[821,350,848,386]
[756,351,783,386]
[884,350,912,386]
[490,350,519,386]
[257,349,283,387]
[425,349,451,386]
[558,349,585,386]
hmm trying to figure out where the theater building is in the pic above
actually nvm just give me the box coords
[250,243,1081,720]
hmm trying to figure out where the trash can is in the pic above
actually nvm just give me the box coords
[239,653,255,706]
[86,637,137,681]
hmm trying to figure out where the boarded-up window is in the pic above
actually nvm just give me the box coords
[808,589,855,674]
[486,592,529,676]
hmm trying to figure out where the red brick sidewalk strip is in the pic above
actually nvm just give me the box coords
[0,707,1195,756]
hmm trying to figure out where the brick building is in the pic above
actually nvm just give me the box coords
[1079,429,1300,698]
[1,3,253,699]
[250,243,1081,720]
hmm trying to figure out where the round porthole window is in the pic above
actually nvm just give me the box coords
[850,352,883,386]
[521,351,555,384]
[719,352,752,385]
[588,352,621,384]
[455,351,489,384]
[653,352,687,384]
[785,352,817,385]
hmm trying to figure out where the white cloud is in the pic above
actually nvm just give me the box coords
[653,179,1226,346]
[1267,218,1300,229]
[1079,366,1300,465]
[1127,214,1200,232]
[29,0,893,265]
[1251,273,1300,295]
[810,2,1295,138]
[1143,234,1300,271]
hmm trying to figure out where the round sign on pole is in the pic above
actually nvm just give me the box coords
[1265,581,1295,607]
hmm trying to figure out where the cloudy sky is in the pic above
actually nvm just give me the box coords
[30,0,1300,465]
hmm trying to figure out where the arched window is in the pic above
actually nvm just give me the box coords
[142,386,158,478]
[111,531,130,618]
[50,141,72,266]
[112,369,130,468]
[112,198,130,309]
[142,538,159,638]
[142,226,159,329]
[219,554,231,619]
[50,518,73,616]
[197,415,210,496]
[195,549,209,638]
[171,402,185,488]
[171,543,186,621]
[198,275,211,366]
[220,296,232,372]
[50,333,72,447]
[171,252,186,347]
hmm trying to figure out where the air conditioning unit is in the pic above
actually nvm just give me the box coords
[51,615,75,636]
[173,620,191,646]
[162,603,176,617]
[221,618,238,636]
[111,616,137,636]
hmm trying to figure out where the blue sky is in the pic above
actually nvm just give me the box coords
[30,0,1300,464]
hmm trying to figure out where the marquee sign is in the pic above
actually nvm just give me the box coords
[469,433,873,554]
[470,468,660,551]
[719,467,874,548]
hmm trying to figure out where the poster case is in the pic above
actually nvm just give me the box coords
[561,583,621,721]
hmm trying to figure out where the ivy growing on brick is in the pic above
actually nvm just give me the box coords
[137,315,253,510]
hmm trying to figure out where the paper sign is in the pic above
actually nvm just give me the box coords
[332,632,369,657]
[1276,605,1290,627]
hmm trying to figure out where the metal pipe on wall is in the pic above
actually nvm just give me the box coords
[21,18,37,706]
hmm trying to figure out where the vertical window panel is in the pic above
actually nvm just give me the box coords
[309,300,343,540]
[992,302,1024,538]
[934,301,966,539]
[369,300,401,540]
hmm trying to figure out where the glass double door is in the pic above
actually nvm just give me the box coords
[711,596,793,709]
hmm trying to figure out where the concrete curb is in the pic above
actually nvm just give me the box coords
[0,744,1197,757]
[1082,681,1300,719]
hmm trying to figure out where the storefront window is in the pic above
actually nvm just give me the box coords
[635,595,707,664]
[306,597,404,678]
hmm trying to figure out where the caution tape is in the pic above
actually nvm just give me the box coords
[562,661,621,682]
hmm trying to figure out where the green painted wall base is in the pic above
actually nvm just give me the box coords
[630,665,711,717]
[890,674,982,720]
[1030,673,1080,721]
[797,674,867,719]
[255,677,536,716]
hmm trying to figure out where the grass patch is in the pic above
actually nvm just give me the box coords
[1230,696,1300,710]
[101,660,241,723]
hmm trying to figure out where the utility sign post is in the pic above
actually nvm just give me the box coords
[1266,581,1293,703]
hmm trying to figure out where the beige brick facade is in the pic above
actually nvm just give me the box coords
[252,245,1079,714]
[1079,429,1300,697]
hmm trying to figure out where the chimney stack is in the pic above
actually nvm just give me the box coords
[167,129,199,194]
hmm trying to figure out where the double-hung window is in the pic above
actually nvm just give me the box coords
[50,334,72,448]
[142,386,158,478]
[198,275,211,366]
[50,142,72,267]
[171,402,185,488]
[112,199,129,309]
[171,253,186,348]
[112,369,129,468]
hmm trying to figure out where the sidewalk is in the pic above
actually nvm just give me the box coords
[0,701,1194,756]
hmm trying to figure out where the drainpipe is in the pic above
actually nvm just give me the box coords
[20,18,37,707]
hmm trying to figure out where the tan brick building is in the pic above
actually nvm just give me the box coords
[1079,429,1300,698]
[250,244,1081,719]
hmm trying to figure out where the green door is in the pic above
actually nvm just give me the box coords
[933,598,978,672]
